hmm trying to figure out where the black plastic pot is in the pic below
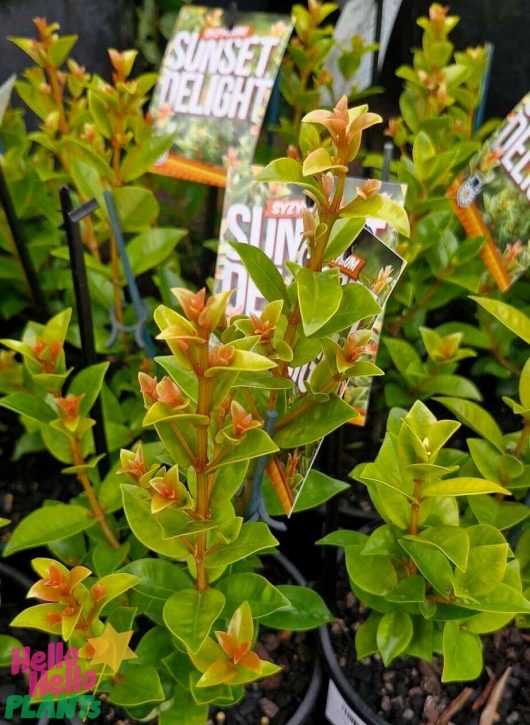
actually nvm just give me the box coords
[274,553,323,725]
[319,624,388,725]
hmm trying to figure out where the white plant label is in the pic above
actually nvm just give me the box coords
[325,680,370,725]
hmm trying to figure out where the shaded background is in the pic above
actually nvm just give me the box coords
[0,0,526,120]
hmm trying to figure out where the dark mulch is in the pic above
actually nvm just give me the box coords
[329,559,530,724]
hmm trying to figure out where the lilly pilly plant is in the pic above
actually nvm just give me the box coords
[378,3,490,338]
[276,0,379,149]
[320,400,530,682]
[4,19,185,343]
[0,308,127,561]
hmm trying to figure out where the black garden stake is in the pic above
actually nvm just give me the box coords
[59,185,109,478]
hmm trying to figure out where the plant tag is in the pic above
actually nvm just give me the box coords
[448,93,530,292]
[149,6,292,187]
[325,680,370,725]
[216,165,406,514]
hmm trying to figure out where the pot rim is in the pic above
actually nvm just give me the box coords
[318,623,388,725]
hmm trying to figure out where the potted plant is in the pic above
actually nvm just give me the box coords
[3,96,408,722]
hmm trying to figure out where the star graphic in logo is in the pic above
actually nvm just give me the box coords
[87,623,136,674]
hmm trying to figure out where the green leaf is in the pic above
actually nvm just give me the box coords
[216,573,290,619]
[341,194,410,237]
[302,147,348,175]
[0,635,23,667]
[92,541,129,576]
[68,362,109,416]
[259,585,332,630]
[127,228,186,276]
[471,296,530,344]
[442,620,483,682]
[256,159,325,204]
[205,522,278,568]
[469,495,530,530]
[310,284,381,337]
[106,662,165,706]
[0,393,55,423]
[10,604,63,634]
[295,266,343,336]
[121,134,174,182]
[274,394,356,448]
[412,131,436,181]
[386,576,425,603]
[120,558,192,624]
[317,530,368,547]
[346,546,398,595]
[434,397,504,451]
[398,539,454,597]
[417,526,469,571]
[377,611,413,665]
[209,428,278,471]
[121,484,188,560]
[159,687,208,725]
[422,476,510,497]
[228,241,289,304]
[454,544,508,597]
[136,626,175,667]
[163,588,225,653]
[3,504,96,556]
[48,34,78,65]
[355,613,381,659]
[266,468,348,516]
[114,186,160,232]
[324,218,365,262]
[71,158,104,206]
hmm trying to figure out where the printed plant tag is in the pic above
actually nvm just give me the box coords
[149,6,292,187]
[448,93,530,292]
[216,166,406,514]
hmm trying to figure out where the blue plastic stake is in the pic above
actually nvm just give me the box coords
[103,190,155,358]
[474,43,494,134]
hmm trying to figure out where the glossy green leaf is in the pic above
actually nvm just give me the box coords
[120,558,192,624]
[274,394,356,448]
[216,573,290,619]
[114,186,159,232]
[259,585,332,630]
[310,284,381,337]
[471,296,530,344]
[377,611,413,665]
[422,476,509,497]
[0,635,23,668]
[68,362,109,415]
[434,397,504,451]
[163,587,225,653]
[346,545,398,595]
[0,393,55,424]
[256,158,325,204]
[454,544,508,597]
[355,612,381,659]
[3,504,96,556]
[121,134,174,182]
[127,228,186,276]
[398,539,454,597]
[468,495,530,531]
[228,241,289,304]
[121,484,188,560]
[295,266,343,336]
[442,620,483,682]
[205,522,278,568]
[341,193,410,237]
[106,662,165,706]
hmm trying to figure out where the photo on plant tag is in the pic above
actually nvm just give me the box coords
[149,6,292,186]
[448,93,530,291]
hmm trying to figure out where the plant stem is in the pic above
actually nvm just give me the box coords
[194,343,212,592]
[515,421,530,458]
[70,438,120,549]
[408,478,422,536]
